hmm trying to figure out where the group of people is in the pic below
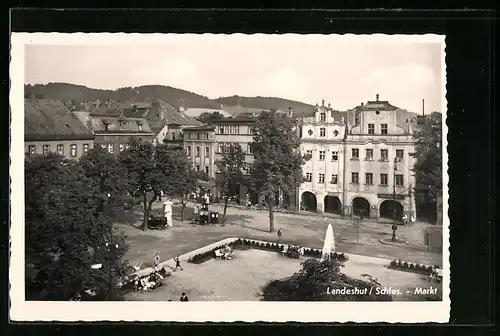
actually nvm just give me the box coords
[133,269,166,292]
[221,245,234,260]
[284,244,305,259]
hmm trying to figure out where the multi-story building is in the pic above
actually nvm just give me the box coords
[343,94,416,220]
[299,100,346,214]
[213,110,298,209]
[213,115,257,203]
[72,110,154,155]
[298,95,417,221]
[183,125,217,178]
[25,98,94,160]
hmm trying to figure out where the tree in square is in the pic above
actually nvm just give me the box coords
[25,153,129,301]
[216,142,246,222]
[249,111,306,232]
[118,137,162,231]
[411,112,443,224]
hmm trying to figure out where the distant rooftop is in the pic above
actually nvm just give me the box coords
[25,99,94,141]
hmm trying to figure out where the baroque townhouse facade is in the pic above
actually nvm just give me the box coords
[299,96,417,221]
[299,100,346,214]
[25,99,94,160]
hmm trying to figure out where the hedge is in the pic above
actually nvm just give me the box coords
[388,259,436,274]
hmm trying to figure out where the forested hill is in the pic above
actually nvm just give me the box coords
[24,83,317,115]
[215,95,315,116]
[24,83,223,109]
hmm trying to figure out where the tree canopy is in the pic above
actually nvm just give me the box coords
[196,111,226,124]
[25,153,129,300]
[250,111,305,231]
[411,112,443,207]
[261,258,392,301]
[118,137,162,230]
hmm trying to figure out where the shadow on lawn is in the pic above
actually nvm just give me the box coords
[223,214,270,233]
[114,209,143,229]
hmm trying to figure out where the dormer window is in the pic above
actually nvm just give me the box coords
[103,121,109,131]
[333,130,339,137]
[137,122,143,131]
[320,113,326,122]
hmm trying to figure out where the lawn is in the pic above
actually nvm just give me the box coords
[125,248,442,302]
[116,200,443,269]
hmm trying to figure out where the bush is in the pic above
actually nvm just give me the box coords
[390,260,397,267]
[409,263,415,269]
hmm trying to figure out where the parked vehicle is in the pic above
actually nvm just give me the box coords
[147,215,167,230]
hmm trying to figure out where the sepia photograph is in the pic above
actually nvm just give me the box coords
[10,33,448,322]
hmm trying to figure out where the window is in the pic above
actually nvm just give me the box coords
[368,124,375,134]
[365,149,373,160]
[351,148,359,159]
[205,166,209,174]
[319,150,325,161]
[43,145,50,155]
[380,173,388,186]
[125,144,130,150]
[306,150,313,159]
[119,144,125,152]
[205,133,209,140]
[320,112,326,122]
[305,173,312,182]
[101,144,106,149]
[396,149,404,161]
[318,173,325,184]
[70,144,77,157]
[308,129,313,136]
[365,173,373,185]
[234,126,240,134]
[224,126,230,134]
[28,145,36,155]
[196,165,200,171]
[195,146,200,157]
[248,144,254,154]
[351,172,359,184]
[331,151,338,161]
[331,174,338,184]
[187,146,192,157]
[381,124,388,135]
[396,174,404,186]
[83,144,89,153]
[108,143,114,153]
[138,123,143,131]
[205,146,210,157]
[333,130,339,137]
[320,128,326,137]
[172,133,176,141]
[217,143,223,153]
[57,144,64,155]
[380,149,388,161]
[197,133,200,140]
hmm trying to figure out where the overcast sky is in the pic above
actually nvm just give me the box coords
[24,35,444,113]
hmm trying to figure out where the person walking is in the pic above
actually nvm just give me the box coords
[277,228,283,243]
[154,252,160,267]
[174,255,183,271]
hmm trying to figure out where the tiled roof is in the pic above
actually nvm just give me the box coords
[88,99,203,135]
[90,115,153,134]
[25,99,94,141]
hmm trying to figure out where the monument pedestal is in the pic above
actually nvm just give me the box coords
[163,201,173,227]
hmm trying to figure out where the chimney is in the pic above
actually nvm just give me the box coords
[422,99,425,116]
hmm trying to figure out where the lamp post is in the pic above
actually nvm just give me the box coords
[392,157,398,241]
[105,242,119,301]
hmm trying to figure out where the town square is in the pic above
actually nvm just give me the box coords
[15,33,446,315]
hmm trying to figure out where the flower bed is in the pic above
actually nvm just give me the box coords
[188,239,242,264]
[388,259,436,274]
[187,238,351,265]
